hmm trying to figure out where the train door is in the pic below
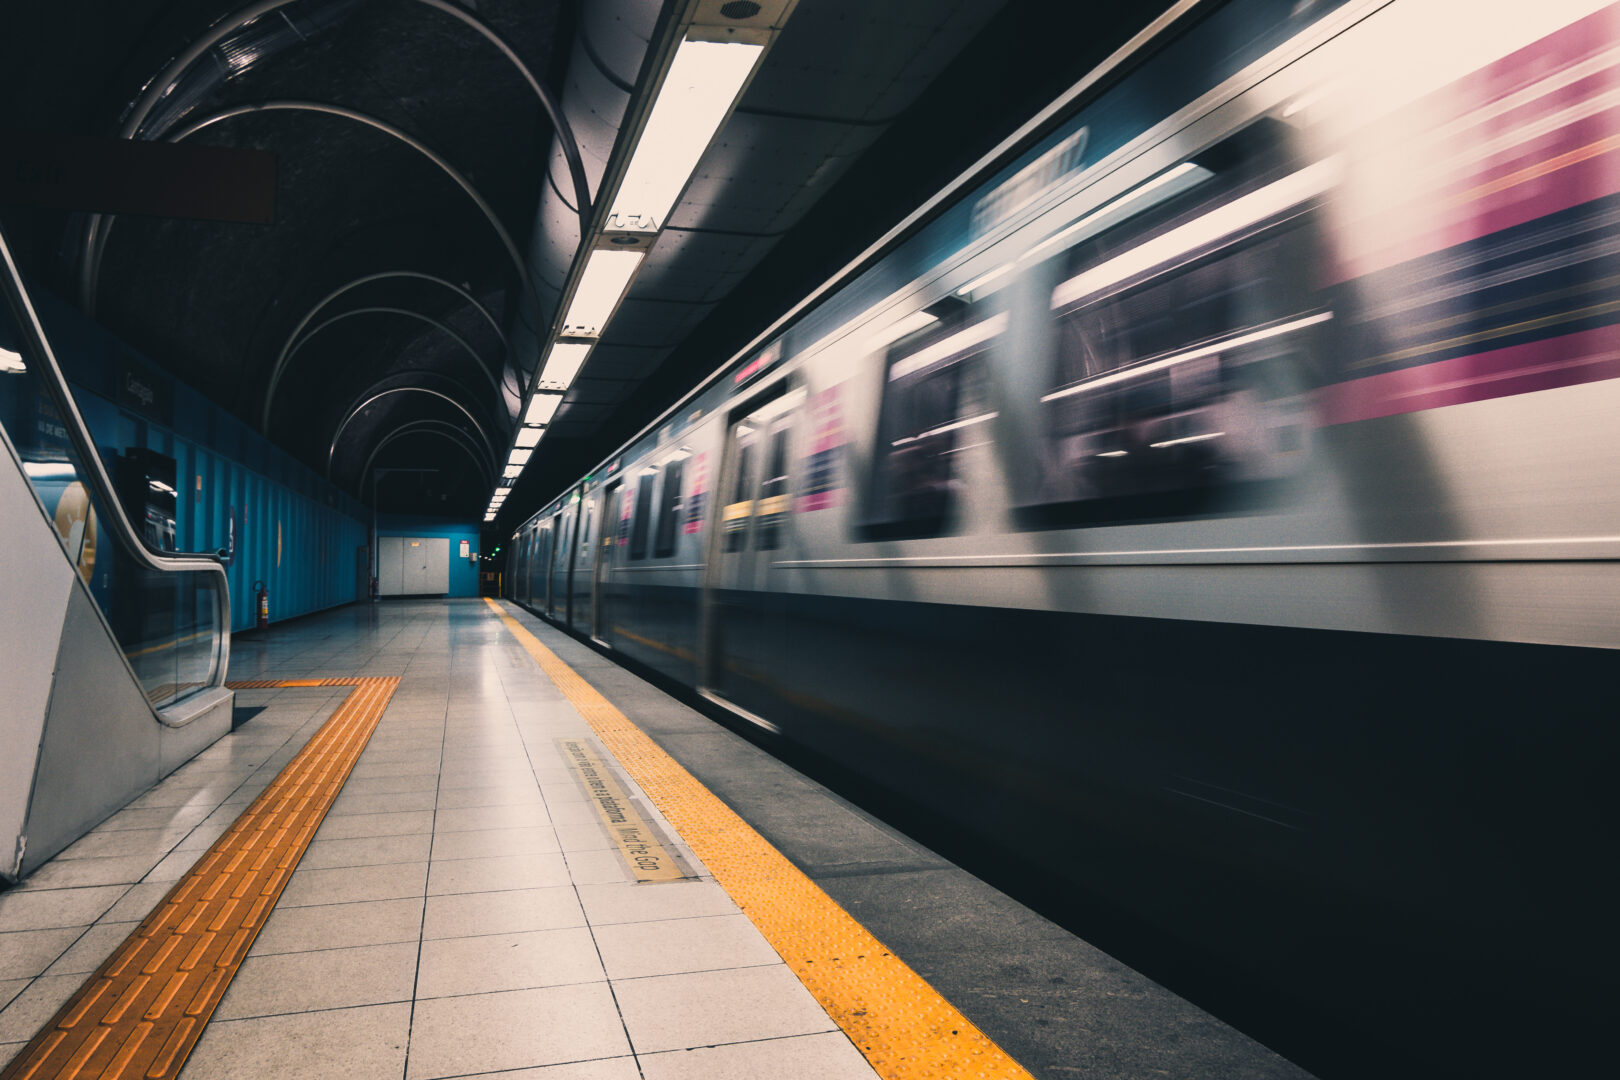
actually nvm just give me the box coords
[592,482,621,643]
[533,525,550,611]
[550,505,574,620]
[570,488,597,632]
[516,532,531,606]
[544,514,563,615]
[700,389,797,715]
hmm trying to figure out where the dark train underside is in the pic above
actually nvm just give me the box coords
[514,578,1618,1078]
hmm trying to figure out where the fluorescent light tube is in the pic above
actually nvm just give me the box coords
[503,464,522,479]
[508,448,532,467]
[538,342,592,391]
[606,38,765,233]
[515,427,542,447]
[484,513,496,521]
[525,393,563,425]
[562,249,642,337]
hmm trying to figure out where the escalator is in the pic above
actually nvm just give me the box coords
[0,224,233,881]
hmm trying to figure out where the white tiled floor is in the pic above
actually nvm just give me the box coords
[0,601,880,1079]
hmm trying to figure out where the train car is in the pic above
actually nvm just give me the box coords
[509,0,1620,1070]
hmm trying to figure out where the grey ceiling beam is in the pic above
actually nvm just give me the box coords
[82,0,591,315]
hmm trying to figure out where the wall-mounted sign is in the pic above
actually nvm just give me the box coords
[114,351,173,424]
[459,540,470,558]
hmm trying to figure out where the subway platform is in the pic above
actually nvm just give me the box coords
[0,599,1312,1080]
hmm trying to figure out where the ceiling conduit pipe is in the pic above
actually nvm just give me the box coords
[98,101,531,307]
[263,271,513,432]
[359,419,496,492]
[268,304,500,427]
[82,0,591,316]
[327,385,496,477]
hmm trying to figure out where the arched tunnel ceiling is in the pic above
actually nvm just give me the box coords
[1,0,1174,522]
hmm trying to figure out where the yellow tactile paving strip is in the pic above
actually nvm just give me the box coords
[0,676,398,1080]
[484,598,1035,1080]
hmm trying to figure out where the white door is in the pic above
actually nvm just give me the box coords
[401,537,449,594]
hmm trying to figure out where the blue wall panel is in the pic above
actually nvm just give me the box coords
[35,291,371,633]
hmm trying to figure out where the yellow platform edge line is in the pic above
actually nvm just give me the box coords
[483,597,1035,1080]
[1,677,398,1080]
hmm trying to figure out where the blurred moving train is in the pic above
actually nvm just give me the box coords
[508,0,1620,1070]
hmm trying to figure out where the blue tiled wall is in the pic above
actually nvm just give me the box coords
[36,291,371,632]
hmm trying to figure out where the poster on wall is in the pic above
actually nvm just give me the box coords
[459,539,470,558]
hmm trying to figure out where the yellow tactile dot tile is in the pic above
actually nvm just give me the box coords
[484,598,1034,1080]
[0,677,399,1080]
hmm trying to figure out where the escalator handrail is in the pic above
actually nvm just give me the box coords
[0,224,232,695]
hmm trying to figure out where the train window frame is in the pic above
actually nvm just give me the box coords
[754,422,792,551]
[857,304,1001,542]
[629,473,655,560]
[653,458,684,558]
[1018,118,1328,530]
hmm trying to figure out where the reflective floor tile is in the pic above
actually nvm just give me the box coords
[405,983,630,1080]
[613,965,839,1054]
[422,886,584,940]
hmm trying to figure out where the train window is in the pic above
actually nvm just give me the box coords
[755,425,791,550]
[860,311,1002,541]
[629,475,654,560]
[723,441,754,553]
[1026,120,1327,527]
[654,459,684,558]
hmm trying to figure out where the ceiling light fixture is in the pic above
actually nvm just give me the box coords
[605,38,766,233]
[561,249,643,337]
[509,448,532,467]
[493,2,794,510]
[525,393,563,426]
[538,341,593,391]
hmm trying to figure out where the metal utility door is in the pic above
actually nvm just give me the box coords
[401,537,449,594]
[592,483,621,642]
[701,392,797,694]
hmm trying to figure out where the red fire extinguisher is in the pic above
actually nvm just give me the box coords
[253,579,269,630]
